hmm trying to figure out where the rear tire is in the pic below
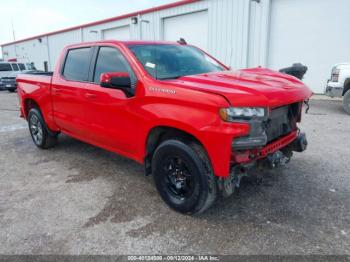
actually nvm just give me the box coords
[343,90,350,114]
[28,108,58,149]
[152,139,217,214]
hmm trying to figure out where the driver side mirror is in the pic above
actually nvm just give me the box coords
[100,72,134,97]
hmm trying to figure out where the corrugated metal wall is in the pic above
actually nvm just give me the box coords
[1,0,270,71]
[248,0,271,68]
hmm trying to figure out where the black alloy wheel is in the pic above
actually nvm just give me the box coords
[152,139,217,214]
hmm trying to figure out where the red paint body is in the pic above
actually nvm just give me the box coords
[16,41,312,177]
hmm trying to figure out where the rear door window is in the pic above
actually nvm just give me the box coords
[18,63,26,70]
[62,47,92,81]
[0,63,12,71]
[11,63,19,71]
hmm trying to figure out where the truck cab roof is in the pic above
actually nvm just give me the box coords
[65,40,182,49]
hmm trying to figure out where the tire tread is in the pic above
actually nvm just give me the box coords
[152,138,217,214]
[28,108,58,149]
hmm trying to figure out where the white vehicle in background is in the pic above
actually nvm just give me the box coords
[0,62,35,92]
[325,63,350,114]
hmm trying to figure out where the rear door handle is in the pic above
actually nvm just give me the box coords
[85,93,96,99]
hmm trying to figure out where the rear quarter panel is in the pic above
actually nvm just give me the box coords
[16,74,58,131]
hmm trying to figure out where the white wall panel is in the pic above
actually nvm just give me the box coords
[102,26,130,40]
[163,11,208,50]
[1,0,254,72]
[138,0,209,42]
[207,0,250,69]
[268,0,350,93]
[47,29,81,70]
[83,18,137,42]
[2,38,50,71]
[248,0,271,68]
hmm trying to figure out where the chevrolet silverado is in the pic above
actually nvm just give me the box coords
[16,41,312,214]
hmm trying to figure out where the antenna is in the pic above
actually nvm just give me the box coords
[177,38,187,45]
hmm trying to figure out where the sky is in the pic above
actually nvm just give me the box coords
[0,0,178,58]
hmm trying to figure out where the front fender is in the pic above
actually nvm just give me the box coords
[140,100,249,177]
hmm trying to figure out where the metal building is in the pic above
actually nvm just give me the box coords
[1,0,350,93]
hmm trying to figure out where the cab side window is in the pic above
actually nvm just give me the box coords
[18,63,26,71]
[93,47,136,87]
[62,47,92,81]
[11,63,19,71]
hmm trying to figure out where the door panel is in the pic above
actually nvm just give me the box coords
[80,85,133,152]
[83,46,138,154]
[52,80,96,138]
[52,47,93,137]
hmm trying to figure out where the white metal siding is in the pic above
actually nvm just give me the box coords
[247,0,271,68]
[163,11,209,50]
[208,0,251,68]
[48,29,81,70]
[102,26,131,40]
[268,0,350,93]
[83,17,135,42]
[1,0,253,72]
[2,38,50,71]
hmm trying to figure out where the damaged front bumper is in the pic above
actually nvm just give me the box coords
[219,131,308,197]
[231,130,306,164]
[219,131,308,198]
[217,102,308,197]
[325,81,343,98]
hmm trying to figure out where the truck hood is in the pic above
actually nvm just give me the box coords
[169,68,313,107]
[334,62,350,69]
[0,71,20,78]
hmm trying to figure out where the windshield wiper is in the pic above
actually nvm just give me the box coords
[158,75,184,80]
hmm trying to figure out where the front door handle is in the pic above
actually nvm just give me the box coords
[52,88,60,96]
[85,93,96,99]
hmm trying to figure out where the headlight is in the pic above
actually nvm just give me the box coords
[219,107,268,122]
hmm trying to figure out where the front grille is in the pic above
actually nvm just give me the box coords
[266,102,301,143]
[1,77,16,83]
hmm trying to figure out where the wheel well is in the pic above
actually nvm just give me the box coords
[144,126,208,175]
[24,99,40,118]
[343,79,350,96]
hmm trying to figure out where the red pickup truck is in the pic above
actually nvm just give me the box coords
[17,41,312,214]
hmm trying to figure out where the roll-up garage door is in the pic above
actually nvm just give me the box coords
[102,26,130,41]
[163,10,209,51]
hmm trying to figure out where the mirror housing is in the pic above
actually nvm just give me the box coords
[100,72,134,96]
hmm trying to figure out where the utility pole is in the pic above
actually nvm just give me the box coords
[11,20,16,41]
[11,20,18,58]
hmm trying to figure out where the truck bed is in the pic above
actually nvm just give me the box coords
[24,70,53,76]
[16,73,53,121]
[17,74,52,86]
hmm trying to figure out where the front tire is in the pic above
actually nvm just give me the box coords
[28,108,58,149]
[152,139,217,214]
[343,90,350,114]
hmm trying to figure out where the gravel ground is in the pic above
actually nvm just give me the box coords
[0,92,349,255]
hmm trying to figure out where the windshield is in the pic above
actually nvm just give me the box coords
[0,63,13,71]
[26,63,36,70]
[128,44,225,80]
